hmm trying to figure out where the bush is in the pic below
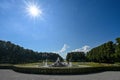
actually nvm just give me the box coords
[0,64,13,69]
[0,65,120,74]
[12,66,120,75]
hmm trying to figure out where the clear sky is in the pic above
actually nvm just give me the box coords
[0,0,120,58]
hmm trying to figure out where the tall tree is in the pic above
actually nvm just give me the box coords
[0,40,63,64]
[114,38,120,62]
[66,52,86,62]
[86,41,115,63]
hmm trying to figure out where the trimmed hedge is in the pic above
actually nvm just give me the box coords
[0,65,120,74]
[13,66,120,74]
[0,64,13,69]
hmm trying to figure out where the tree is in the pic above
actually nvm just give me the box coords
[114,38,120,62]
[86,41,115,63]
[66,52,86,62]
[0,40,63,64]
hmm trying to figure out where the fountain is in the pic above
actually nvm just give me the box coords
[42,57,72,67]
[49,57,66,67]
[68,62,72,67]
[49,57,72,67]
[43,59,48,67]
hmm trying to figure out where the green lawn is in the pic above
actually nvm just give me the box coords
[1,62,120,68]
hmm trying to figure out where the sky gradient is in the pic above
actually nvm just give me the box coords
[0,0,120,58]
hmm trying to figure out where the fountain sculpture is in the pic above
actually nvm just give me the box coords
[42,57,72,67]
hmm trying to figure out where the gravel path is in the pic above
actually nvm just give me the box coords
[0,69,120,80]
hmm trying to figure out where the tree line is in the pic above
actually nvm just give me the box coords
[86,38,120,63]
[66,52,86,62]
[86,41,115,63]
[66,37,120,63]
[0,40,63,64]
[1,37,120,64]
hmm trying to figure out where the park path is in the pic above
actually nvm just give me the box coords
[0,69,120,80]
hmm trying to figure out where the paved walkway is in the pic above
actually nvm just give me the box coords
[0,69,120,80]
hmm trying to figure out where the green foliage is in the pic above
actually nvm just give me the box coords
[86,37,120,63]
[114,38,120,62]
[66,37,120,63]
[86,41,115,63]
[66,52,86,62]
[0,40,63,64]
[0,64,13,69]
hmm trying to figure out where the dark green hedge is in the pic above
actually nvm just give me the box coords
[0,64,13,69]
[0,65,120,74]
[12,66,120,74]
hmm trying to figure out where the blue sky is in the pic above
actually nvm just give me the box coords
[0,0,120,58]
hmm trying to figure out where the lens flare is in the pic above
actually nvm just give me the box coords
[25,1,42,19]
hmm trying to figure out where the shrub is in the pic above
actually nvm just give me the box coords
[0,65,120,74]
[0,64,13,69]
[12,66,120,75]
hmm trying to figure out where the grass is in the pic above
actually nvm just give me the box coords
[1,62,120,68]
[15,62,54,68]
[13,62,120,68]
[115,62,120,65]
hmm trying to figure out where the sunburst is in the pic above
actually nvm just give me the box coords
[25,1,42,19]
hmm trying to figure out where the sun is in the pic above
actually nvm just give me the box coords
[28,5,41,17]
[25,1,42,19]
